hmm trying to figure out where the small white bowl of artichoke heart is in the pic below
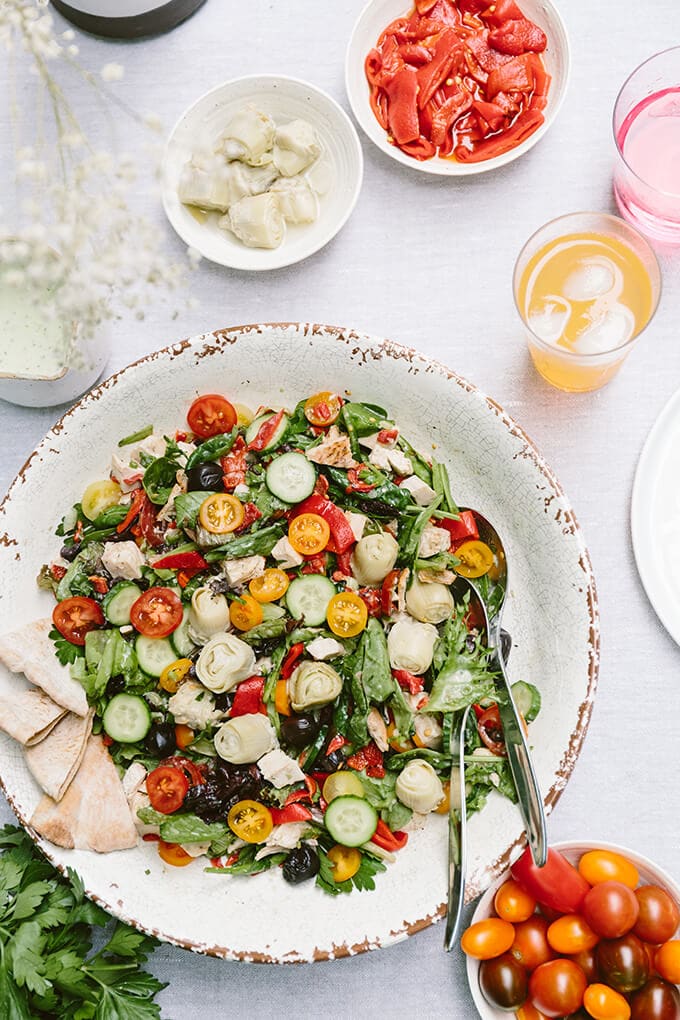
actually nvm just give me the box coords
[162,75,364,271]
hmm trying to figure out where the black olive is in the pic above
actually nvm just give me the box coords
[144,722,177,758]
[280,715,320,749]
[105,675,126,697]
[213,691,234,712]
[500,629,512,663]
[282,844,320,885]
[186,461,224,492]
[317,748,346,772]
[60,543,80,562]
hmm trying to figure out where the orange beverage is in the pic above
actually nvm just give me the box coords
[513,213,661,392]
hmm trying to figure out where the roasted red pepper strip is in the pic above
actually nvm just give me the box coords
[489,18,547,55]
[292,495,355,554]
[485,0,523,25]
[358,588,382,617]
[392,669,425,695]
[134,496,165,549]
[116,489,146,534]
[486,54,534,97]
[457,0,487,12]
[221,436,247,490]
[347,742,384,778]
[152,551,209,571]
[381,569,400,615]
[229,676,266,718]
[236,502,262,532]
[284,788,313,806]
[280,642,305,680]
[417,29,462,109]
[346,467,376,494]
[246,410,285,452]
[326,734,347,756]
[455,107,543,161]
[430,89,473,147]
[440,509,479,548]
[371,819,409,852]
[177,567,202,588]
[301,553,328,575]
[386,65,421,145]
[472,99,507,133]
[398,42,432,65]
[270,803,313,826]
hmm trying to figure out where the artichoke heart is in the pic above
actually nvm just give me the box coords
[289,660,343,712]
[405,575,453,625]
[214,714,276,764]
[196,633,256,694]
[395,759,444,814]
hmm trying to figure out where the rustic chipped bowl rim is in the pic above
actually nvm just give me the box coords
[0,323,599,963]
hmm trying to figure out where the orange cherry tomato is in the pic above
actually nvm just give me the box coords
[516,1006,549,1020]
[547,914,600,955]
[227,800,273,844]
[288,513,330,555]
[174,724,194,750]
[583,983,631,1020]
[187,393,237,439]
[199,493,245,535]
[454,539,495,579]
[158,840,193,867]
[327,845,361,882]
[655,940,680,984]
[304,391,342,427]
[274,678,291,716]
[229,594,264,632]
[494,879,537,923]
[461,918,515,960]
[159,657,192,694]
[249,568,290,603]
[578,850,639,890]
[326,591,368,638]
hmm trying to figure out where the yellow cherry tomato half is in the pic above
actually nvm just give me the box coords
[81,479,121,522]
[322,771,365,803]
[434,781,451,815]
[461,918,515,960]
[326,591,368,638]
[249,568,290,603]
[582,983,631,1020]
[304,391,342,427]
[327,845,361,883]
[199,493,245,535]
[547,914,600,955]
[227,800,273,844]
[229,594,264,632]
[578,849,640,889]
[158,657,192,694]
[174,724,194,750]
[158,840,193,867]
[494,879,537,924]
[288,513,330,555]
[234,402,254,427]
[454,540,495,579]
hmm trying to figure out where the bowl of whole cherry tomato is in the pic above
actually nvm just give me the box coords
[463,841,680,1020]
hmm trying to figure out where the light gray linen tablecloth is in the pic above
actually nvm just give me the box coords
[1,2,680,1016]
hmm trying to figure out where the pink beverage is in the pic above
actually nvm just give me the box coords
[613,49,680,243]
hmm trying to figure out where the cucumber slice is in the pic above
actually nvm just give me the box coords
[171,607,196,658]
[286,575,336,626]
[324,795,378,847]
[245,411,289,451]
[135,635,177,677]
[511,681,541,722]
[102,693,151,743]
[265,452,316,503]
[103,581,141,627]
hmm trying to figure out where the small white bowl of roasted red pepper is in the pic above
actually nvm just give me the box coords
[346,0,570,175]
[463,841,680,1019]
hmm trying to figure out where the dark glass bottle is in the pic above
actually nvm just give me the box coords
[51,0,208,40]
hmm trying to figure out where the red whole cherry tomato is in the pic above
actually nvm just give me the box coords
[547,914,599,955]
[479,953,529,1011]
[597,933,649,993]
[494,879,537,923]
[52,596,104,646]
[130,587,183,638]
[529,959,587,1018]
[512,847,590,915]
[510,915,555,971]
[582,983,631,1020]
[478,704,506,756]
[146,765,189,814]
[630,977,680,1020]
[633,886,680,945]
[655,941,680,985]
[582,881,640,939]
[578,850,639,889]
[187,394,237,439]
[461,918,515,960]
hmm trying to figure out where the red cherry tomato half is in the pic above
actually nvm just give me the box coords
[146,765,189,814]
[528,959,587,1018]
[582,881,640,939]
[187,393,237,439]
[52,596,104,646]
[130,587,183,638]
[477,704,506,756]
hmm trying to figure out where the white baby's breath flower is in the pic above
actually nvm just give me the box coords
[100,61,124,82]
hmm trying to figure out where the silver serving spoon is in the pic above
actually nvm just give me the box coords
[457,509,547,868]
[444,705,470,951]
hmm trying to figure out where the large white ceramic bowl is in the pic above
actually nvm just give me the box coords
[0,324,598,962]
[162,76,363,270]
[467,840,680,1019]
[346,0,570,176]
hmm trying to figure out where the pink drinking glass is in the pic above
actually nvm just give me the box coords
[613,47,680,244]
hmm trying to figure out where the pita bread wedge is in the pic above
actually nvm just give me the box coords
[30,734,137,853]
[24,708,94,801]
[0,618,88,717]
[0,687,68,746]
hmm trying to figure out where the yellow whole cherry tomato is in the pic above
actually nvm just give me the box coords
[158,840,193,867]
[288,513,330,555]
[199,493,245,535]
[655,940,680,984]
[327,845,361,882]
[434,781,451,815]
[274,678,291,716]
[326,591,368,638]
[578,849,639,889]
[583,983,631,1020]
[454,540,495,579]
[159,657,192,694]
[249,568,290,603]
[494,879,537,924]
[547,914,600,954]
[461,918,516,960]
[81,479,121,522]
[227,800,273,844]
[229,594,264,632]
[304,391,342,427]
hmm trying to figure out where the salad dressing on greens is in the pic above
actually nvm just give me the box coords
[43,388,540,892]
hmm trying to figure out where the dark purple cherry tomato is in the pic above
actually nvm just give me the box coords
[596,932,649,993]
[630,977,680,1020]
[633,886,680,945]
[479,952,528,1010]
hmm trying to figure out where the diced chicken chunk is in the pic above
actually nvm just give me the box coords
[101,541,145,580]
[306,636,346,661]
[306,425,358,469]
[418,525,451,558]
[344,511,368,542]
[359,429,399,450]
[387,448,413,476]
[401,475,437,506]
[222,555,266,588]
[413,714,443,749]
[110,454,144,493]
[271,536,303,569]
[368,444,412,476]
[129,789,158,837]
[157,482,183,522]
[367,707,389,752]
[255,822,309,858]
[257,748,305,788]
[419,568,456,585]
[168,680,224,731]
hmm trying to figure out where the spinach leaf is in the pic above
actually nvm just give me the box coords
[358,770,398,810]
[431,459,458,514]
[397,436,433,485]
[384,800,412,831]
[340,402,390,456]
[427,615,497,713]
[358,619,393,702]
[204,523,286,562]
[174,491,213,529]
[397,495,441,567]
[240,619,288,646]
[184,429,237,472]
[158,814,230,846]
[142,444,182,505]
[55,542,104,601]
[386,748,452,772]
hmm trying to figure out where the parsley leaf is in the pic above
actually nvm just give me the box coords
[49,628,85,666]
